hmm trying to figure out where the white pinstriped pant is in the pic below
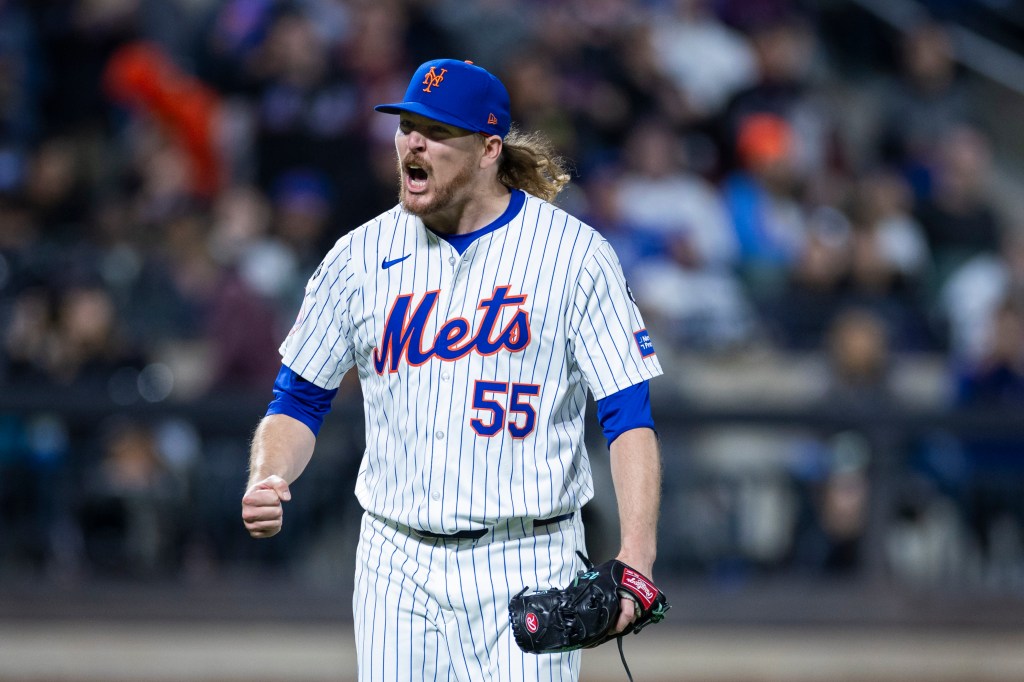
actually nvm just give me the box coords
[353,511,586,682]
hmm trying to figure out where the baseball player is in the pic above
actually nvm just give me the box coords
[242,58,664,682]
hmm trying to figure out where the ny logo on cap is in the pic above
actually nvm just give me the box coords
[421,66,447,92]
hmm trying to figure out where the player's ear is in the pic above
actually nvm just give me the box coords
[479,135,503,169]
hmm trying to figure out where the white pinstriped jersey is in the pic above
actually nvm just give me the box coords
[280,191,663,534]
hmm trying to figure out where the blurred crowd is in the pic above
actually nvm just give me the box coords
[2,0,1024,589]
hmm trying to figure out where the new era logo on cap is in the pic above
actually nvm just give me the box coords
[375,58,511,138]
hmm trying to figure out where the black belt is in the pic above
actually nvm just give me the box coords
[413,512,574,540]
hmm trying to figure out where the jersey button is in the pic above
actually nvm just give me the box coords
[435,430,445,440]
[431,491,441,501]
[448,256,456,265]
[441,372,451,381]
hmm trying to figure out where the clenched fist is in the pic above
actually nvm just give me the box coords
[242,475,292,538]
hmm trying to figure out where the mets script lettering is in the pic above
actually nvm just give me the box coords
[421,66,447,92]
[373,286,531,374]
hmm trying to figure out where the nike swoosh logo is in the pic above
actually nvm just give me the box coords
[381,254,411,269]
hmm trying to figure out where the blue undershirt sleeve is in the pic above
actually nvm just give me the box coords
[595,381,656,446]
[266,364,338,436]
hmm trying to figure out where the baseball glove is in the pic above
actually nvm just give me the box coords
[509,553,669,679]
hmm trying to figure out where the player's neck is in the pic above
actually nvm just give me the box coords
[423,181,511,236]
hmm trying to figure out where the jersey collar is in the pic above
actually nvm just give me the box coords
[428,189,525,255]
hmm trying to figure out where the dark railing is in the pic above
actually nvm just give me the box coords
[2,386,1024,625]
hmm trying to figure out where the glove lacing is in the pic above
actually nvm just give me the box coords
[617,636,635,682]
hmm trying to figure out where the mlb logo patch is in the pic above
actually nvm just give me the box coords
[633,329,655,358]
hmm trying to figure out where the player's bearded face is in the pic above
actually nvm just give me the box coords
[395,115,482,218]
[398,150,476,217]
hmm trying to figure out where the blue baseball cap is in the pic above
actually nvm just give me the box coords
[375,59,511,138]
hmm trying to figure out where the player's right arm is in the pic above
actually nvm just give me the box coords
[243,363,338,538]
[242,414,316,538]
[244,230,355,538]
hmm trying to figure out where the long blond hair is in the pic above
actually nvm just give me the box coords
[497,126,571,202]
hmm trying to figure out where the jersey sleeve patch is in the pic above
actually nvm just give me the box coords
[633,329,655,358]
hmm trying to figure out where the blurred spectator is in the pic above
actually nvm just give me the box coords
[603,19,695,128]
[156,206,280,393]
[195,0,279,95]
[3,279,145,388]
[721,112,808,297]
[78,418,189,577]
[940,230,1024,362]
[775,171,935,350]
[129,124,207,227]
[0,411,75,575]
[905,239,1024,586]
[0,0,39,194]
[951,299,1024,582]
[2,285,51,383]
[821,307,896,411]
[209,181,299,313]
[24,135,92,241]
[27,0,170,141]
[532,2,690,172]
[914,124,1002,288]
[104,40,225,198]
[764,204,848,348]
[788,310,894,575]
[720,11,838,179]
[649,0,759,121]
[610,119,756,349]
[615,120,738,268]
[50,281,141,386]
[430,0,531,69]
[270,167,334,266]
[205,270,282,393]
[578,169,663,276]
[848,170,931,293]
[955,299,1024,407]
[0,199,36,316]
[502,50,580,163]
[873,19,974,201]
[350,1,430,142]
[208,182,274,267]
[155,208,221,331]
[789,431,872,576]
[843,193,935,350]
[248,6,376,228]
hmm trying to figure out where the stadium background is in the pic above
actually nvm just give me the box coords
[2,0,1024,679]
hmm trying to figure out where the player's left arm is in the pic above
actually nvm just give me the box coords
[569,237,664,633]
[608,425,661,634]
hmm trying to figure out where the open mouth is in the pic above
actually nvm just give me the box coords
[405,164,429,192]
